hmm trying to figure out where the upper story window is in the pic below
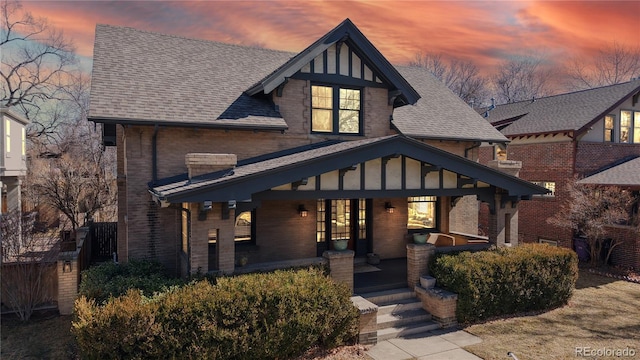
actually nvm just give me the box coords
[605,111,640,143]
[5,119,10,155]
[21,127,26,157]
[311,85,361,135]
[604,115,614,142]
[621,110,640,143]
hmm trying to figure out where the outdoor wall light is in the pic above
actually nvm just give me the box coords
[63,260,72,273]
[385,202,395,214]
[298,204,309,218]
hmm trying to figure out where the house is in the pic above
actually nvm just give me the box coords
[0,106,28,217]
[481,80,640,268]
[87,19,545,283]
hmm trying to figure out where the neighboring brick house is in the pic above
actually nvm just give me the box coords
[88,19,545,280]
[480,80,640,268]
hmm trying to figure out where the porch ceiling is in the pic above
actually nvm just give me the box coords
[149,135,547,204]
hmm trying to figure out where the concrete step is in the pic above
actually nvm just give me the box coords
[377,321,441,341]
[376,298,423,315]
[377,308,432,329]
[360,288,414,305]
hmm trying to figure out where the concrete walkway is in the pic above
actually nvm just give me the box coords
[366,329,483,360]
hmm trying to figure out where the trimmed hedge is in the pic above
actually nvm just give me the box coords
[430,243,578,323]
[78,260,184,304]
[72,268,359,360]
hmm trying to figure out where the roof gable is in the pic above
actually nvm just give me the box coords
[486,80,640,137]
[245,19,420,107]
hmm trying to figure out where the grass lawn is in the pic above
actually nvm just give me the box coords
[1,270,637,359]
[1,311,76,360]
[464,270,640,359]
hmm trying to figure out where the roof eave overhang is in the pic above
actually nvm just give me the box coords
[154,135,547,203]
[87,116,288,132]
[505,129,575,140]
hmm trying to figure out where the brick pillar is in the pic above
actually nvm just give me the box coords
[57,254,79,315]
[216,206,236,274]
[323,250,354,292]
[407,243,436,288]
[488,194,519,247]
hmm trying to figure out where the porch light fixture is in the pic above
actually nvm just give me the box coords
[385,202,395,214]
[63,260,72,273]
[298,204,309,217]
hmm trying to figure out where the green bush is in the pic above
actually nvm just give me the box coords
[430,243,578,323]
[79,260,183,304]
[73,268,359,360]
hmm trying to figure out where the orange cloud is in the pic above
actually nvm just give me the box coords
[18,0,639,76]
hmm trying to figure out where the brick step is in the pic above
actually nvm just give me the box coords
[360,288,414,305]
[376,298,423,315]
[377,321,441,341]
[377,307,432,330]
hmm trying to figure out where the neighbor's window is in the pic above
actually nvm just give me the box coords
[620,110,631,143]
[311,85,361,134]
[408,196,437,231]
[532,181,556,197]
[634,111,640,143]
[494,143,507,160]
[604,115,614,142]
[5,119,10,154]
[234,211,253,243]
[21,127,26,156]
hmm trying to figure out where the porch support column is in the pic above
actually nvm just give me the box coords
[488,194,519,247]
[216,206,236,274]
[407,243,436,288]
[323,250,354,292]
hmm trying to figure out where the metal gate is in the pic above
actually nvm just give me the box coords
[89,222,117,263]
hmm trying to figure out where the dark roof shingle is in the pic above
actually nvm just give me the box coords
[485,80,640,136]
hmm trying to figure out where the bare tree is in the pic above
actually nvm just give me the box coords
[24,74,116,231]
[1,210,59,321]
[564,41,640,90]
[0,0,77,138]
[547,179,638,266]
[411,52,489,107]
[491,53,555,104]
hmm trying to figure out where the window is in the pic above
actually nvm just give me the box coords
[635,112,640,143]
[316,199,326,243]
[21,127,26,156]
[532,181,556,197]
[620,110,631,143]
[5,119,10,154]
[494,143,507,160]
[331,199,351,240]
[408,196,437,231]
[234,211,253,243]
[311,85,361,134]
[181,204,189,253]
[604,115,614,142]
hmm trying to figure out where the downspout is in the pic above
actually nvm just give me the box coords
[152,124,159,185]
[180,206,191,276]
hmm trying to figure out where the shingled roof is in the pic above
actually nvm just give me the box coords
[88,23,507,142]
[577,156,640,187]
[485,80,640,137]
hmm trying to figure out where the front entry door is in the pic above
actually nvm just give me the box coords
[317,199,370,256]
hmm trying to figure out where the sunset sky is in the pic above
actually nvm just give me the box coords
[19,0,640,74]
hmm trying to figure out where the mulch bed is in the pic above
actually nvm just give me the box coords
[587,266,640,284]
